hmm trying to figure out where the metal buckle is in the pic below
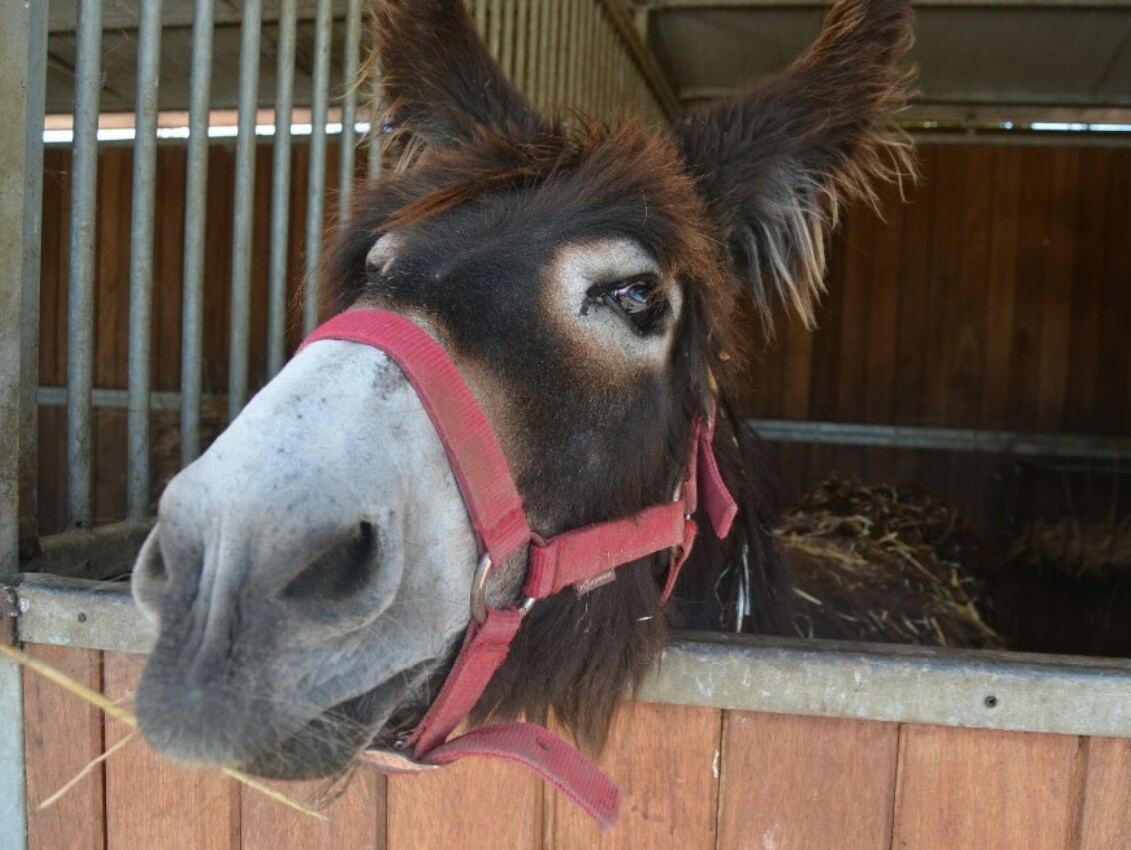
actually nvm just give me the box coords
[471,553,493,625]
[471,552,537,625]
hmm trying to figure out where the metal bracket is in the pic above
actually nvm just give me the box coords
[0,584,18,647]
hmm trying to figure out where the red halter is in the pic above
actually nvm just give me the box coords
[299,309,737,828]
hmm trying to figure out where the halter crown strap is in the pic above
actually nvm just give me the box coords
[298,309,739,830]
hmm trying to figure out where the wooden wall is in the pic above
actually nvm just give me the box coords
[33,142,1131,541]
[736,144,1131,543]
[22,644,1131,850]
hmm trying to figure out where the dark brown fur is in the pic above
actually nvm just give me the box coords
[323,0,915,752]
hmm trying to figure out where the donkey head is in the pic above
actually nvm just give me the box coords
[132,0,913,780]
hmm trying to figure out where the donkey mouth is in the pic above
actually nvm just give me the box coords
[136,655,440,781]
[242,658,443,780]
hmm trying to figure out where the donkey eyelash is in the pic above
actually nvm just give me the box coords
[583,275,670,336]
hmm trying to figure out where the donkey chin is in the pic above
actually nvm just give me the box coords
[131,339,481,778]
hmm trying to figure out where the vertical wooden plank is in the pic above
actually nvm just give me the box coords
[551,702,721,850]
[834,201,875,424]
[1035,147,1080,433]
[387,752,540,849]
[1007,146,1054,432]
[23,645,105,850]
[1063,148,1112,435]
[941,145,994,428]
[979,145,1022,431]
[152,145,187,393]
[779,313,815,422]
[103,653,240,850]
[716,712,899,850]
[1078,737,1131,850]
[1099,149,1131,435]
[893,725,1081,850]
[807,227,848,422]
[241,772,386,850]
[892,145,938,428]
[863,177,905,426]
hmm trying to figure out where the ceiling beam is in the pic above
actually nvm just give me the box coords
[48,0,351,34]
[681,86,1131,109]
[639,0,1131,9]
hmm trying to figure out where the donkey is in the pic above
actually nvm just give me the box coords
[131,0,913,816]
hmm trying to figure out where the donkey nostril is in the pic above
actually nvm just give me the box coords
[282,521,380,602]
[139,542,167,582]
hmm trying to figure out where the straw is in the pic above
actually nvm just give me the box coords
[1,643,328,820]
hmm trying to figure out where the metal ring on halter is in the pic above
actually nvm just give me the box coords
[471,552,538,625]
[470,553,493,625]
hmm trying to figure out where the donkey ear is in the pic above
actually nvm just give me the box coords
[371,0,546,147]
[675,0,915,329]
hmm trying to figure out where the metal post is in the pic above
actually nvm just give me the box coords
[302,0,332,335]
[126,0,163,519]
[267,0,297,378]
[18,0,47,557]
[180,0,215,466]
[66,0,103,529]
[1,0,31,840]
[338,0,362,228]
[227,0,262,421]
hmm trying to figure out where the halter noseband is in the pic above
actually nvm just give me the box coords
[298,309,737,828]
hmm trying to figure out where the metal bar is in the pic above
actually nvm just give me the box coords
[180,0,216,466]
[65,0,103,529]
[13,575,1131,739]
[39,386,227,411]
[49,0,621,34]
[19,521,153,581]
[18,0,47,558]
[0,10,32,850]
[640,632,1131,739]
[227,0,262,422]
[49,0,1131,33]
[366,80,384,180]
[302,0,333,335]
[338,0,362,228]
[267,0,298,378]
[679,85,1131,110]
[909,130,1131,150]
[126,0,163,520]
[644,0,1131,8]
[15,575,156,655]
[0,645,26,850]
[747,419,1131,461]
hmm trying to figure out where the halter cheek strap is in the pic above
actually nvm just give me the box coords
[299,310,737,829]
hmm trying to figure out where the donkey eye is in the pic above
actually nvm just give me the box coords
[591,277,669,335]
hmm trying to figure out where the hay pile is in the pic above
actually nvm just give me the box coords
[776,475,1004,649]
[1008,517,1131,578]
